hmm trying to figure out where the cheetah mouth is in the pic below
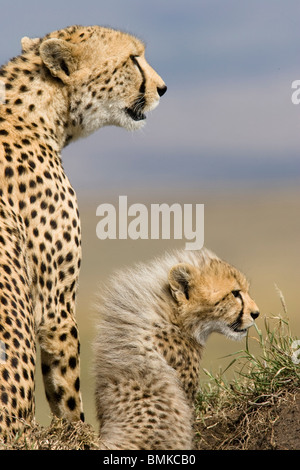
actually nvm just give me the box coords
[125,94,147,122]
[231,327,247,334]
[229,321,248,334]
[125,106,146,122]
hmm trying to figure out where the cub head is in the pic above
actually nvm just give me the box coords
[36,25,166,139]
[168,258,259,344]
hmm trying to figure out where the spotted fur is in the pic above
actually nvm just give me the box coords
[0,24,166,435]
[93,248,259,450]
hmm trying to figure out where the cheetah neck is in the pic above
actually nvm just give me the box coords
[0,53,70,150]
[152,322,203,402]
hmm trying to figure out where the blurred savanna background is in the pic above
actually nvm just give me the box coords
[1,0,299,430]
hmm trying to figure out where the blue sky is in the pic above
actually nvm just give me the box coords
[1,0,299,193]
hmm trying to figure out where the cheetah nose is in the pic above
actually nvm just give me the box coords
[251,311,259,320]
[157,85,167,97]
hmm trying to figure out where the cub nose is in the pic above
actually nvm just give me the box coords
[157,85,167,97]
[251,311,259,320]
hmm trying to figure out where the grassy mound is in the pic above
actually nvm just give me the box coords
[194,309,300,450]
[0,417,101,450]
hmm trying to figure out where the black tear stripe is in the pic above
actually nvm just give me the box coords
[237,307,244,324]
[130,55,146,106]
[236,294,245,325]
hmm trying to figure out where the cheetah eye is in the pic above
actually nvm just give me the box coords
[130,55,140,67]
[232,290,241,299]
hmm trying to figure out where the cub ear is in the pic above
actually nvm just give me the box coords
[21,36,40,53]
[40,38,78,82]
[168,263,198,304]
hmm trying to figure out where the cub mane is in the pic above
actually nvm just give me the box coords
[93,248,217,375]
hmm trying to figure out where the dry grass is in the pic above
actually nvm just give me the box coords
[194,310,300,450]
[196,390,300,450]
[0,417,101,450]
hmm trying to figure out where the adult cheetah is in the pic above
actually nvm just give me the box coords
[0,24,166,435]
[94,248,259,449]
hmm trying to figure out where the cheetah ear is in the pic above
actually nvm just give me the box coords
[40,38,78,83]
[168,263,198,304]
[21,36,40,53]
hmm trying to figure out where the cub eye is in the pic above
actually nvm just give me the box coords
[130,55,140,64]
[232,290,241,298]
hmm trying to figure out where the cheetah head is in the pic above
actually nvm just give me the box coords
[168,258,259,345]
[37,25,167,139]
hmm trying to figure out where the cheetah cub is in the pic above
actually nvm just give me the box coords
[93,248,259,450]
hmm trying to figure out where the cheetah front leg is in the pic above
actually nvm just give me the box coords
[37,297,84,423]
[0,208,36,435]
